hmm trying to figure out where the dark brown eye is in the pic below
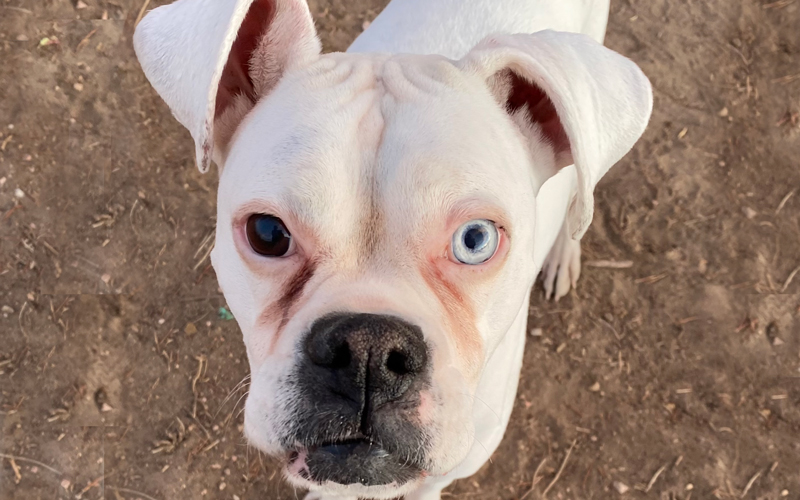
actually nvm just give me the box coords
[246,214,292,257]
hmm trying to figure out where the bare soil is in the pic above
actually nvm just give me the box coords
[1,0,799,499]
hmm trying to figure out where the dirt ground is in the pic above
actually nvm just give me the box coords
[1,0,799,499]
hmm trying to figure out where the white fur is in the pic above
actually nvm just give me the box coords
[133,1,652,498]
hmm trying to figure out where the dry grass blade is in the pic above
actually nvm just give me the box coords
[781,265,800,292]
[740,470,761,497]
[585,260,634,269]
[772,73,800,84]
[542,440,577,498]
[775,190,795,214]
[0,453,62,475]
[762,0,795,9]
[108,486,160,500]
[645,463,668,492]
[193,230,216,270]
[635,272,669,285]
[134,0,151,27]
[519,457,548,500]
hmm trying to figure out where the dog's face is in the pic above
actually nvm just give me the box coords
[134,0,651,497]
[212,52,543,496]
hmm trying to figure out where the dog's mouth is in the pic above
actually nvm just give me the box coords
[285,436,424,487]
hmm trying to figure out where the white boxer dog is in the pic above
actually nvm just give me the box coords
[134,0,651,498]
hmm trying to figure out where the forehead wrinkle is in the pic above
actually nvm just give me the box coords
[353,65,388,267]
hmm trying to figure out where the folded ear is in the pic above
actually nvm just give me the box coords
[457,31,652,239]
[133,0,321,172]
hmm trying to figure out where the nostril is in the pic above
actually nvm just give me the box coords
[330,343,351,369]
[386,350,410,375]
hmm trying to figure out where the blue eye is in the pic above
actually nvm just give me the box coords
[452,220,499,265]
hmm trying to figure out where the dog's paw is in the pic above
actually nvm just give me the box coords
[541,227,581,301]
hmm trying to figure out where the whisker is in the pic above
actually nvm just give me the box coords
[459,391,502,423]
[213,373,251,419]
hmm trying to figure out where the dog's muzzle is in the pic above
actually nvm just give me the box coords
[286,313,431,486]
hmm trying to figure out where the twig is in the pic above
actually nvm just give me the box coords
[134,0,151,27]
[108,486,160,500]
[9,458,21,483]
[645,463,667,492]
[775,190,795,214]
[542,440,577,498]
[0,453,62,475]
[191,355,207,418]
[519,457,548,500]
[740,470,761,498]
[78,472,114,496]
[781,265,800,292]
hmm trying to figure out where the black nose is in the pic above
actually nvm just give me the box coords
[305,313,428,412]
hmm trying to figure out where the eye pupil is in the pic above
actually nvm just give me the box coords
[246,214,292,257]
[463,225,489,251]
[452,219,499,265]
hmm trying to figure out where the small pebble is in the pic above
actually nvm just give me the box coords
[76,0,88,8]
[73,82,84,92]
[589,382,601,392]
[718,107,729,117]
[16,34,29,41]
[529,327,543,337]
[613,481,629,494]
[158,318,165,325]
[743,207,757,219]
[686,483,694,491]
[14,188,25,199]
[1,305,14,314]
[219,482,226,491]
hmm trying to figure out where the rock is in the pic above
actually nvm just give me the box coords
[613,481,630,494]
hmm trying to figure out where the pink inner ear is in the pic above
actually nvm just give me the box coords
[505,72,571,160]
[215,0,276,119]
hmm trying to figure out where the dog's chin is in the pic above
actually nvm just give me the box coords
[283,439,425,498]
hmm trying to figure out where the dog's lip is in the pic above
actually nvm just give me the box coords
[285,436,427,486]
[287,435,378,463]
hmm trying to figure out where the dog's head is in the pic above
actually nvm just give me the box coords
[134,0,651,497]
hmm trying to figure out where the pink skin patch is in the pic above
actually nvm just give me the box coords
[286,449,310,480]
[418,390,435,424]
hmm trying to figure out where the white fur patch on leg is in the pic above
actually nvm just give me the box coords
[542,220,581,301]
